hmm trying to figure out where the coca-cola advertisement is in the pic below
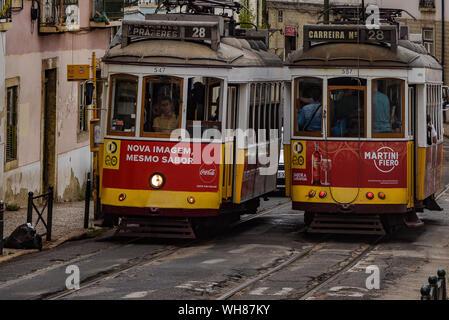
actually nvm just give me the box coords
[103,139,220,192]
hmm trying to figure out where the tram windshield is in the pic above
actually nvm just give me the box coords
[294,77,323,136]
[141,76,182,135]
[372,79,404,136]
[109,74,138,134]
[186,77,223,136]
[328,78,366,138]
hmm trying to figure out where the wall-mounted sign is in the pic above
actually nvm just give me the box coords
[67,65,90,81]
[285,26,296,37]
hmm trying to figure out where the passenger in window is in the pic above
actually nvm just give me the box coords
[331,90,358,137]
[372,81,392,133]
[153,96,178,134]
[297,87,322,132]
[187,82,205,121]
[427,115,437,145]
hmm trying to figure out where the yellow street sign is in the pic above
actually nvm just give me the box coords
[67,64,90,81]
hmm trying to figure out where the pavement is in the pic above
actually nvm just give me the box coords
[0,200,96,264]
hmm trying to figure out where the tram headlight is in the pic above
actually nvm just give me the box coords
[366,192,375,200]
[378,192,386,200]
[308,190,316,198]
[118,193,126,201]
[187,196,195,204]
[150,173,165,189]
[319,191,327,199]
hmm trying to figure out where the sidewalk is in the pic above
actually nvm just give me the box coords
[1,200,96,263]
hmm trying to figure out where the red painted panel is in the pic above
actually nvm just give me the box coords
[103,140,221,192]
[292,141,408,188]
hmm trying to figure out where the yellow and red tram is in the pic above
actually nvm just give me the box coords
[284,24,444,234]
[97,4,285,237]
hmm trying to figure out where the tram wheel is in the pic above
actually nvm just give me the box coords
[304,212,315,226]
[102,214,119,227]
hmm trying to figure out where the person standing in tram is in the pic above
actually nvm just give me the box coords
[153,96,178,133]
[297,87,322,132]
[372,80,392,133]
[427,115,437,145]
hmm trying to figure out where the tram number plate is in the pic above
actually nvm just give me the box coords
[185,26,212,39]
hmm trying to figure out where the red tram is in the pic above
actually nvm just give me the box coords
[284,24,444,234]
[97,2,285,238]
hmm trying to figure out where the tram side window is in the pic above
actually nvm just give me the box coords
[142,76,182,135]
[186,77,223,135]
[426,84,442,144]
[295,77,323,136]
[372,79,403,136]
[109,75,138,133]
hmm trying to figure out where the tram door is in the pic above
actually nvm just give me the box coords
[223,86,238,199]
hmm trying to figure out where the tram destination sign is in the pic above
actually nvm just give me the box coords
[127,24,212,40]
[303,25,397,51]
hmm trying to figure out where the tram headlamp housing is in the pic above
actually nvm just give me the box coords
[150,173,165,189]
[378,192,386,200]
[366,192,375,200]
[187,196,195,204]
[118,193,126,201]
[319,191,327,199]
[308,190,316,198]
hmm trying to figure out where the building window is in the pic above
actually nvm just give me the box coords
[6,85,18,163]
[419,0,435,9]
[422,28,434,55]
[79,83,88,133]
[278,10,283,23]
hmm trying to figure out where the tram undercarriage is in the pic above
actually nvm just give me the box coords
[101,197,261,239]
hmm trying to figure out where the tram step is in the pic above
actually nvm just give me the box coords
[115,217,196,239]
[307,214,385,235]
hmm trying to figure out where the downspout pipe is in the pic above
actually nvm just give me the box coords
[442,0,445,82]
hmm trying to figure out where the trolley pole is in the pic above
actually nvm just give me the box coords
[90,52,100,219]
[324,0,329,24]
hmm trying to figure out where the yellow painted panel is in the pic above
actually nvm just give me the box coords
[102,188,222,209]
[292,185,408,205]
[233,149,245,204]
[284,144,291,197]
[416,147,427,201]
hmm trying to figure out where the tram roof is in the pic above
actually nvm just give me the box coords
[103,15,283,68]
[286,25,442,70]
[103,37,283,68]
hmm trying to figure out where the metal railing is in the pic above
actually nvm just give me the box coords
[420,269,447,300]
[27,187,54,241]
[0,0,12,22]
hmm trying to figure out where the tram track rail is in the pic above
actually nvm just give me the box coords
[44,198,292,300]
[215,233,385,300]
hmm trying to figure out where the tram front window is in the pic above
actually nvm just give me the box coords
[294,77,323,136]
[109,74,138,134]
[142,76,182,135]
[186,77,223,135]
[329,88,365,138]
[372,79,403,136]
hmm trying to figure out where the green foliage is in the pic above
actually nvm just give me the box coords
[238,0,254,29]
[6,203,20,211]
[261,0,269,29]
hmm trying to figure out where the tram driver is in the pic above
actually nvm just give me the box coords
[153,96,178,134]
